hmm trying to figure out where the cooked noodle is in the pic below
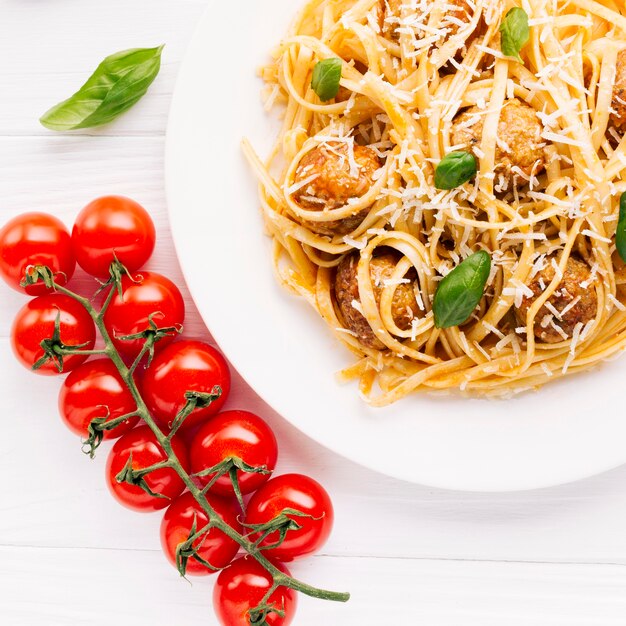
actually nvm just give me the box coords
[243,0,626,405]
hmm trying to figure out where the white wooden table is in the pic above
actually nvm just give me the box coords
[2,1,626,624]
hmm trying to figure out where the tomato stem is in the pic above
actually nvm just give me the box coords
[97,283,118,320]
[83,410,140,457]
[58,348,109,356]
[48,276,350,606]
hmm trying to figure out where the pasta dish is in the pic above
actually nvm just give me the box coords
[243,0,626,405]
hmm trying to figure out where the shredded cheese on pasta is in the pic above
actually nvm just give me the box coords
[243,0,626,405]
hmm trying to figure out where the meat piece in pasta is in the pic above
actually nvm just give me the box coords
[451,98,546,186]
[292,142,381,236]
[515,256,598,344]
[335,251,420,349]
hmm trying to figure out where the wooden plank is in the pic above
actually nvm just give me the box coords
[2,135,626,565]
[3,336,626,564]
[2,547,626,625]
[0,135,207,338]
[3,3,626,624]
[0,0,205,136]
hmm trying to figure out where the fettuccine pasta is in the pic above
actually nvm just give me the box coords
[243,0,626,405]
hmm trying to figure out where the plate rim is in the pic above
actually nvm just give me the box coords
[164,0,626,493]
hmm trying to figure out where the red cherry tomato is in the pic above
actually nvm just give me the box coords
[0,212,75,295]
[58,358,138,439]
[245,474,333,562]
[213,557,297,626]
[160,491,241,576]
[105,425,189,512]
[11,294,95,375]
[141,340,230,432]
[72,196,156,278]
[190,411,277,497]
[102,271,185,359]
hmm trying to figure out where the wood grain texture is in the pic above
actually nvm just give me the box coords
[0,0,206,136]
[2,0,626,624]
[4,328,626,567]
[3,548,626,625]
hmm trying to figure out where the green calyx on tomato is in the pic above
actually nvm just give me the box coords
[243,507,324,552]
[105,425,189,512]
[0,212,75,296]
[33,308,93,373]
[114,453,172,501]
[115,311,183,366]
[213,557,298,626]
[248,601,287,626]
[169,387,223,434]
[141,340,231,432]
[102,271,186,361]
[19,264,58,292]
[59,358,139,456]
[160,491,242,579]
[190,410,278,510]
[11,293,96,376]
[245,474,334,562]
[174,514,223,577]
[194,455,272,514]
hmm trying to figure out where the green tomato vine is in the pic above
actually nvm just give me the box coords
[22,264,350,622]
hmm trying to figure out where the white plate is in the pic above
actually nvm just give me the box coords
[165,0,626,492]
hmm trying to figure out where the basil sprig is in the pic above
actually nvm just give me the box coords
[434,151,478,190]
[433,250,492,329]
[616,192,626,262]
[40,46,164,131]
[311,58,343,101]
[500,7,530,63]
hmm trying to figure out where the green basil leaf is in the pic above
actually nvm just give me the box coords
[311,58,342,101]
[433,250,492,329]
[499,7,530,63]
[40,45,164,131]
[434,151,477,190]
[616,192,626,262]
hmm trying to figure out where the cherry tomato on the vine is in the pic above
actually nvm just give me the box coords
[213,557,297,626]
[105,425,189,512]
[160,491,241,576]
[0,212,75,295]
[245,474,334,562]
[58,358,139,439]
[11,294,95,375]
[72,196,156,278]
[190,410,277,497]
[102,271,185,359]
[141,340,230,432]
